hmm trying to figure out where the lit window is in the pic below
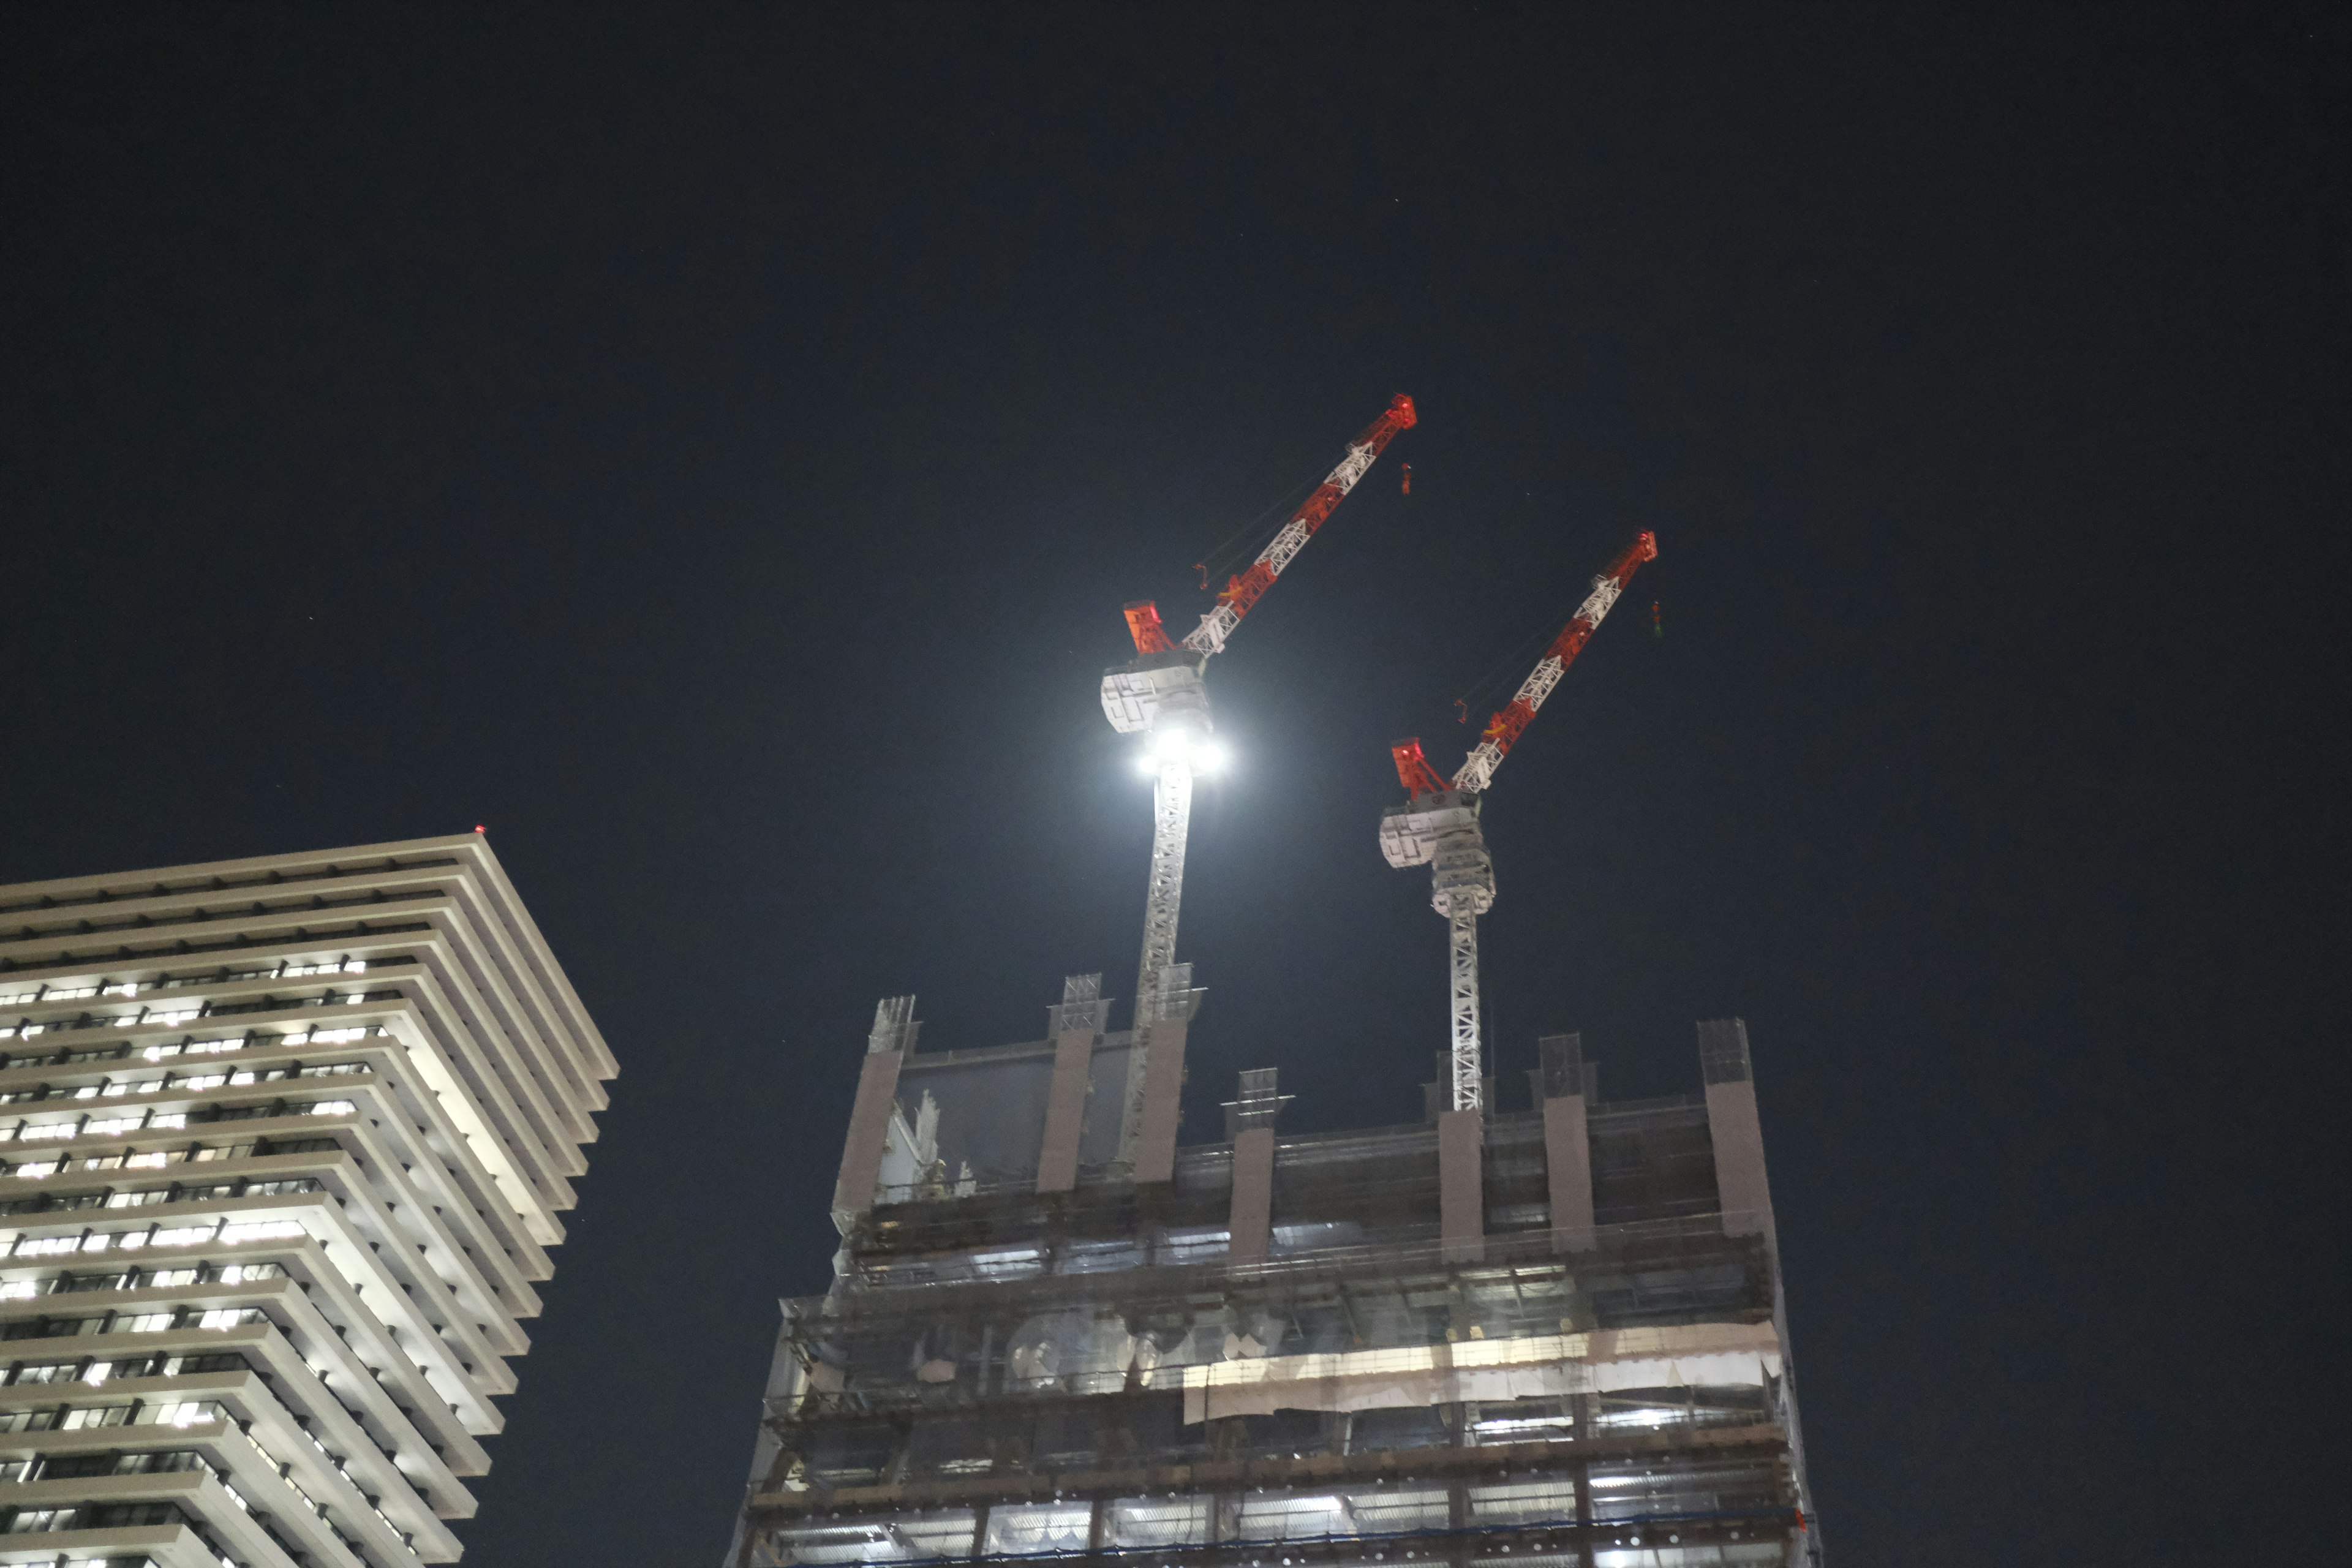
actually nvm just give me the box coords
[7,1506,72,1531]
[150,1225,216,1248]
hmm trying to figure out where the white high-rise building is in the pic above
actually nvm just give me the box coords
[0,835,615,1568]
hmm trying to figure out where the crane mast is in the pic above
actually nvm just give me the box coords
[1380,530,1656,1113]
[1099,395,1415,1166]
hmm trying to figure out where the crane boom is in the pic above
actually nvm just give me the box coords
[1122,395,1417,659]
[1447,530,1656,794]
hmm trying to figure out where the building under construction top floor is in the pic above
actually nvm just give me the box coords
[726,974,1820,1567]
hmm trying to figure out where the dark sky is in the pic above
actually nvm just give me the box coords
[3,6,2345,1564]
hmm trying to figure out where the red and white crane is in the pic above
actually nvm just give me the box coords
[1098,395,1415,1159]
[1381,529,1657,1112]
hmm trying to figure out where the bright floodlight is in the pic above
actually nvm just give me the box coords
[1137,729,1227,775]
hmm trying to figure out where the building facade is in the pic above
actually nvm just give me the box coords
[0,835,616,1568]
[730,979,1820,1567]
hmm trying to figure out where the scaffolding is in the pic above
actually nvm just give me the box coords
[737,1005,1819,1567]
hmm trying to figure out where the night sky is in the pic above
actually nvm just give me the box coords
[3,7,2344,1564]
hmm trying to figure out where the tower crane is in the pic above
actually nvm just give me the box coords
[1381,529,1657,1114]
[1098,394,1416,1153]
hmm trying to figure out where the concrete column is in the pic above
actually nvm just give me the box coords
[1437,1107,1484,1263]
[1036,975,1104,1195]
[1036,1027,1095,1194]
[1129,1014,1189,1185]
[831,996,916,1231]
[1698,1017,1776,1239]
[1536,1034,1596,1251]
[1229,1127,1275,1264]
[1224,1068,1284,1265]
[1117,963,1197,1178]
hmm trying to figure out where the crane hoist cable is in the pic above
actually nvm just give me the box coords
[1123,393,1419,658]
[1449,606,1589,726]
[1192,467,1331,590]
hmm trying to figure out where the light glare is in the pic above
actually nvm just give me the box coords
[1135,730,1229,776]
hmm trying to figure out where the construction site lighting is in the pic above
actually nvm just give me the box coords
[1136,732,1228,774]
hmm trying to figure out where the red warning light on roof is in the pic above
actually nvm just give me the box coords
[473,825,487,834]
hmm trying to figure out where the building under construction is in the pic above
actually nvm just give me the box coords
[725,399,1820,1565]
[725,988,1819,1567]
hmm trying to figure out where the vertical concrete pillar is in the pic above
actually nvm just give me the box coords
[832,996,917,1231]
[1437,1107,1484,1263]
[1117,963,1197,1178]
[1129,1014,1190,1185]
[1229,1128,1275,1264]
[1224,1068,1285,1265]
[1036,975,1104,1196]
[1699,1017,1776,1239]
[1536,1034,1596,1251]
